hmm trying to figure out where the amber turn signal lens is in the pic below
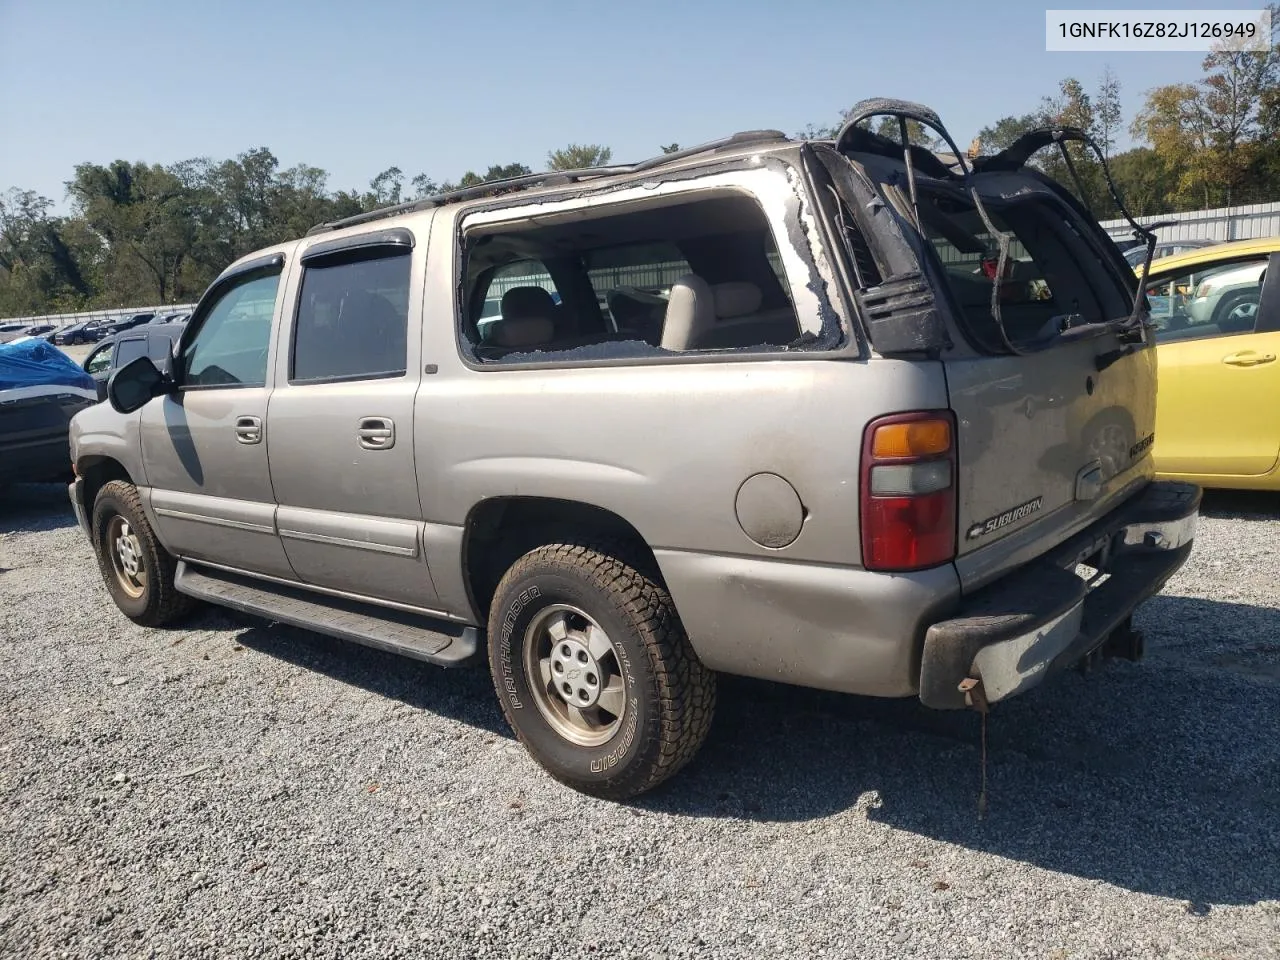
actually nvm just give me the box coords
[870,419,951,459]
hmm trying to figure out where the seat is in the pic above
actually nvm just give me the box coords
[479,286,560,353]
[660,274,716,351]
[500,287,558,327]
[486,316,556,349]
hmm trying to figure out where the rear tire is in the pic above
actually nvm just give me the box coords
[91,480,195,627]
[487,540,715,800]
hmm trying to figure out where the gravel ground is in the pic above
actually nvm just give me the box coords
[1,484,1278,960]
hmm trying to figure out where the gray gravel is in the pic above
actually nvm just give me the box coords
[2,483,1278,960]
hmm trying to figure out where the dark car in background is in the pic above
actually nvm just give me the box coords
[86,313,156,342]
[82,322,186,401]
[53,320,106,346]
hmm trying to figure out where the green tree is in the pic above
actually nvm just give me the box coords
[0,188,95,315]
[546,144,612,170]
[1096,66,1122,159]
[67,161,199,304]
[410,173,439,199]
[367,166,405,207]
[1131,10,1280,208]
[660,143,681,154]
[1105,147,1180,217]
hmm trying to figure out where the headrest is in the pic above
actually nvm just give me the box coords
[488,317,555,348]
[501,286,557,321]
[660,274,716,351]
[711,281,762,319]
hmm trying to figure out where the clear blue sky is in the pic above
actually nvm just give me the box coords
[0,0,1248,208]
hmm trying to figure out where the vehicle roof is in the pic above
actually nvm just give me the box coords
[303,132,803,239]
[1145,236,1280,274]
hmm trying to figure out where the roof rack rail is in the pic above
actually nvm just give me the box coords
[306,128,790,235]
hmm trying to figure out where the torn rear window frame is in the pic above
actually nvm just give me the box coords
[448,155,862,372]
[847,153,1140,359]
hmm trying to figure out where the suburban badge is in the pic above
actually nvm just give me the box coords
[966,496,1044,540]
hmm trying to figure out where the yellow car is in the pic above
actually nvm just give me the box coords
[1138,236,1280,490]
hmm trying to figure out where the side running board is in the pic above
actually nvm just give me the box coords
[174,562,480,667]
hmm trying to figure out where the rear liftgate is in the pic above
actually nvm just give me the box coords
[834,99,1162,816]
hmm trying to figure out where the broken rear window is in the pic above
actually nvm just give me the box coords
[919,188,1131,352]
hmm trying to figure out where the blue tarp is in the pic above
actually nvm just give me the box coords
[0,338,96,392]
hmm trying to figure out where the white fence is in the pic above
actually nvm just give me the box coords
[1100,201,1280,245]
[2,303,197,330]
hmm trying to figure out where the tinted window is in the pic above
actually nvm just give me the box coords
[292,253,410,382]
[182,271,280,388]
[1144,255,1267,343]
[114,338,148,367]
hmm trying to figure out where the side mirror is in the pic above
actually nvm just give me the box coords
[106,356,171,414]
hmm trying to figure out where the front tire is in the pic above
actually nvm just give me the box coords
[91,480,194,626]
[487,540,715,800]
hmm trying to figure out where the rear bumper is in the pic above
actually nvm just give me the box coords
[919,480,1201,709]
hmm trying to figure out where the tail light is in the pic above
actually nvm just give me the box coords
[860,411,957,572]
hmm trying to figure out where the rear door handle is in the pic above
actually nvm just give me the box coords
[235,415,263,444]
[1222,351,1276,367]
[357,417,395,450]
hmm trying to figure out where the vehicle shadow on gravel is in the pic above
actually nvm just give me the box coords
[0,483,78,534]
[640,604,1280,908]
[1199,488,1279,519]
[230,621,512,738]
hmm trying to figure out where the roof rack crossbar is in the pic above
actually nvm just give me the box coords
[306,129,790,235]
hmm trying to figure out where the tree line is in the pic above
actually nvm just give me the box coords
[2,26,1277,319]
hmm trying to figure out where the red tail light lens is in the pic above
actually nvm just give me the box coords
[861,411,957,572]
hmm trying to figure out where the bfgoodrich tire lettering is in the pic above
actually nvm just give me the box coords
[91,480,194,627]
[487,540,715,800]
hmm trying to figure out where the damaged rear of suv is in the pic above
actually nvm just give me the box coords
[71,98,1197,799]
[815,99,1198,710]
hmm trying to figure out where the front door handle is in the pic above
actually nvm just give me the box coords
[357,417,395,450]
[1222,351,1276,367]
[235,415,263,445]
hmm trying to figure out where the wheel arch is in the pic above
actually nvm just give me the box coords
[77,454,135,516]
[461,496,663,621]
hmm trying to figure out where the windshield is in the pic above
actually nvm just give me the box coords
[920,188,1131,352]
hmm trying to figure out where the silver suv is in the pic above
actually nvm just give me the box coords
[69,101,1200,799]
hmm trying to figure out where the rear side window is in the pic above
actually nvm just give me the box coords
[292,252,411,383]
[114,338,148,367]
[460,188,821,364]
